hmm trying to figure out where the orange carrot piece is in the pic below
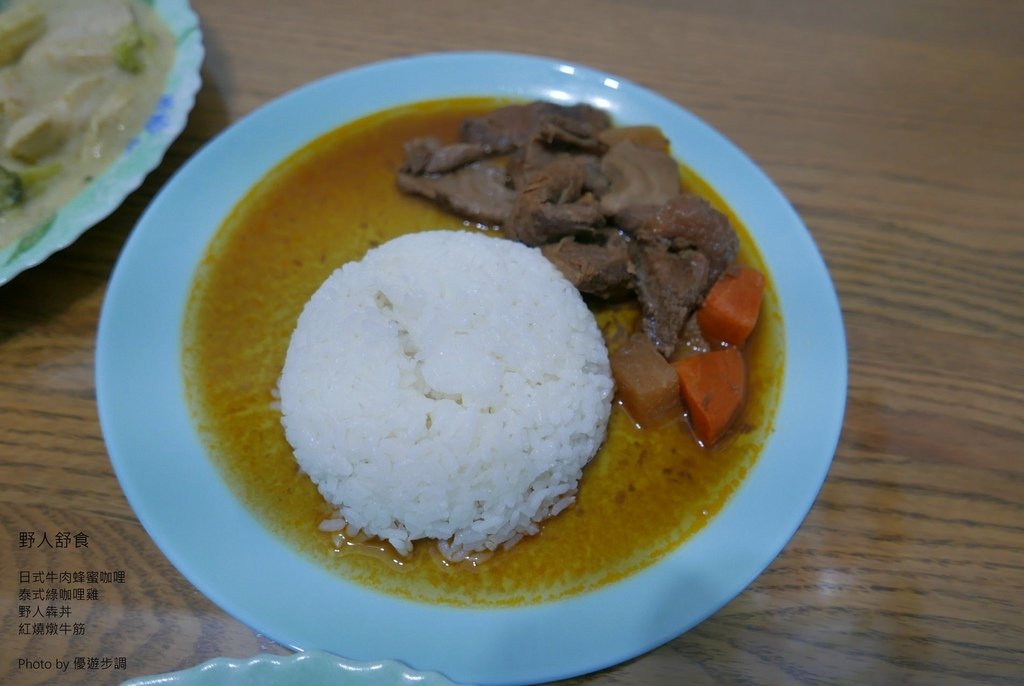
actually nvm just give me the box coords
[672,347,746,446]
[610,334,683,428]
[697,266,766,347]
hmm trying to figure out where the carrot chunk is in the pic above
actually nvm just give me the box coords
[696,266,766,347]
[609,334,683,428]
[672,347,746,446]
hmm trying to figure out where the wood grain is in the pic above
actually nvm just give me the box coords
[2,1,1022,684]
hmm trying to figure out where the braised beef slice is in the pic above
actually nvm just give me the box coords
[537,115,608,154]
[401,137,492,174]
[523,155,586,203]
[508,142,608,195]
[612,203,660,235]
[599,140,681,215]
[401,137,441,174]
[507,141,555,189]
[632,242,709,357]
[541,231,633,299]
[580,155,611,197]
[396,162,515,226]
[637,193,738,282]
[506,195,605,246]
[506,112,610,192]
[504,156,605,246]
[459,101,612,154]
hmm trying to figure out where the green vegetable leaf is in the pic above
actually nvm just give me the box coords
[0,164,24,213]
[113,24,146,73]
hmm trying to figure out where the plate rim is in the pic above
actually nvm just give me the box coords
[119,650,458,686]
[96,50,847,686]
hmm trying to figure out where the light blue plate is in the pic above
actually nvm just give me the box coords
[120,651,457,686]
[97,52,847,686]
[0,0,204,285]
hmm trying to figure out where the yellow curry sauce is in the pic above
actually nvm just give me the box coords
[182,99,784,606]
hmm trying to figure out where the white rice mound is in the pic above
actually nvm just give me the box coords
[278,230,613,561]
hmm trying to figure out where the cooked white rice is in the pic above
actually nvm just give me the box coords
[277,230,613,561]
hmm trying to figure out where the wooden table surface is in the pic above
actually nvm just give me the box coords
[2,1,1021,684]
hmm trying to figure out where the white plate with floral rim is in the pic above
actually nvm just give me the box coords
[0,0,203,285]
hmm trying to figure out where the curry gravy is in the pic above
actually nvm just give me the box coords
[182,99,784,606]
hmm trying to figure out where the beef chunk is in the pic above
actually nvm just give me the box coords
[632,242,710,357]
[401,137,492,174]
[612,203,660,235]
[396,162,515,225]
[401,137,439,175]
[541,231,633,299]
[537,115,608,154]
[504,156,605,245]
[459,101,612,154]
[502,108,609,192]
[507,142,608,195]
[506,195,605,246]
[401,101,614,234]
[579,154,611,197]
[394,102,746,359]
[599,140,681,215]
[507,140,556,189]
[522,155,587,204]
[637,194,738,282]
